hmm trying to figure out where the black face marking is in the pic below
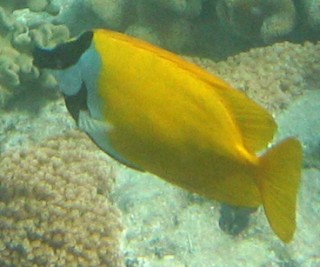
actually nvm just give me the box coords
[32,31,94,70]
[63,82,88,122]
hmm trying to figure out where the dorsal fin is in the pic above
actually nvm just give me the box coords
[212,81,277,152]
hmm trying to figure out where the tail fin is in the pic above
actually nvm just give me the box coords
[257,138,302,243]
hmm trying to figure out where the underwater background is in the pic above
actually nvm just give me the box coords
[0,0,320,266]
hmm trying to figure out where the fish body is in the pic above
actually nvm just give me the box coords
[33,29,302,242]
[94,30,263,205]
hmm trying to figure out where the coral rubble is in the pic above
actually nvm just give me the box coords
[0,131,124,267]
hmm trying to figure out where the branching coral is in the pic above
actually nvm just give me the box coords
[0,5,69,108]
[216,0,297,43]
[0,131,124,267]
[186,41,320,112]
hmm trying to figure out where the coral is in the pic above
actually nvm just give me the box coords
[0,131,124,267]
[27,0,49,12]
[276,90,320,168]
[1,0,60,15]
[27,23,70,48]
[0,5,69,108]
[55,0,128,34]
[147,0,202,18]
[186,41,320,112]
[301,0,320,31]
[162,18,194,52]
[83,0,127,29]
[126,17,194,52]
[216,0,297,43]
[125,0,199,52]
[126,24,162,47]
[54,0,199,52]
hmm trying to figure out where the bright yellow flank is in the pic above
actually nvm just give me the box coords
[92,29,302,243]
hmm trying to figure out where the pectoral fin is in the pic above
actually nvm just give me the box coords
[78,110,143,171]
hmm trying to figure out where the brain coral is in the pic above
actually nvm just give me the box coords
[187,41,320,112]
[0,131,124,267]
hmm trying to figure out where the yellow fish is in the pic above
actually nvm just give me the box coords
[33,29,302,242]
